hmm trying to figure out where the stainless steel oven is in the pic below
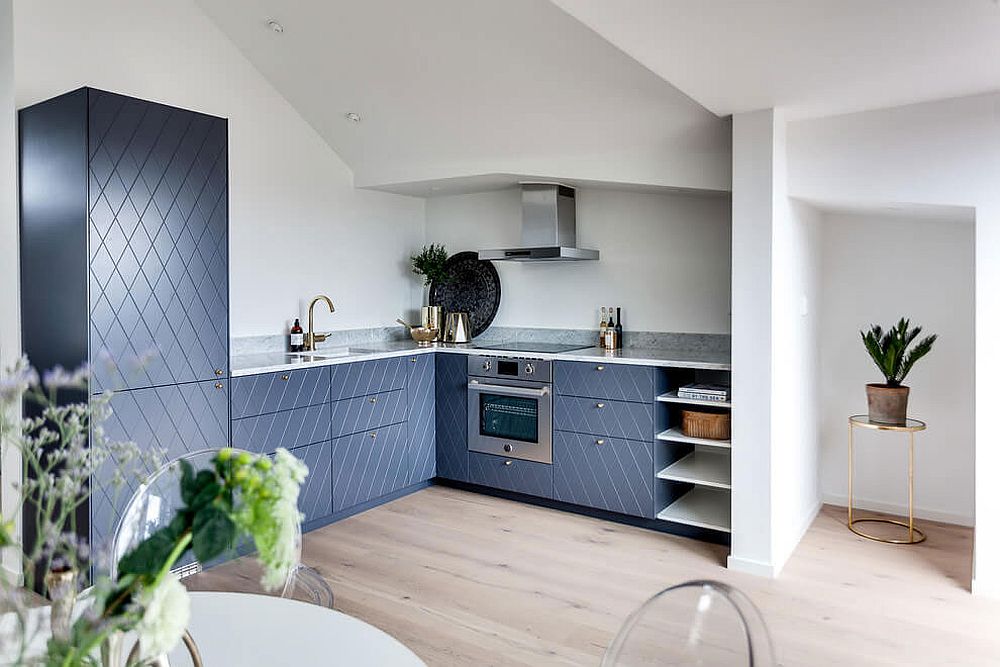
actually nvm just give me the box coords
[467,355,553,464]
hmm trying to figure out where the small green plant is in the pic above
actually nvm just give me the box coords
[410,244,450,286]
[860,318,937,386]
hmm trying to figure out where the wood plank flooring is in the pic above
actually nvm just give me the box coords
[209,486,1000,665]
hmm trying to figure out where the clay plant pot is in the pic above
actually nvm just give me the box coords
[866,383,910,425]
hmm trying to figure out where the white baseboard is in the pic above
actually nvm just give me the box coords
[773,499,823,576]
[727,554,777,578]
[822,493,974,527]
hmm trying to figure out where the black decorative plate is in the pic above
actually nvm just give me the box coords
[429,251,501,338]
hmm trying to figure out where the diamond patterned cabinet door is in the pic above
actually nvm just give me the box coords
[290,441,333,524]
[330,388,409,438]
[435,353,468,482]
[329,357,408,401]
[554,395,654,441]
[88,90,228,392]
[554,361,654,403]
[91,379,230,552]
[330,422,410,513]
[468,452,553,499]
[232,403,331,455]
[406,354,436,485]
[230,367,330,419]
[553,431,654,518]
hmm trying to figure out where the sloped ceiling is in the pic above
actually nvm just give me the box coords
[194,0,732,194]
[553,0,1000,119]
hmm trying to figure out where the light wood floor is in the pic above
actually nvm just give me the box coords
[222,486,1000,665]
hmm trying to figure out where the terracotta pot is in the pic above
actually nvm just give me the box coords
[866,383,910,425]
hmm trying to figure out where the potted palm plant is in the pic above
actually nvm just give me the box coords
[860,318,937,425]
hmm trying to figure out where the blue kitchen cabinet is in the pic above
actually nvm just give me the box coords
[554,395,654,441]
[329,356,409,401]
[330,388,409,438]
[230,366,330,419]
[468,452,553,499]
[553,431,654,518]
[19,88,231,558]
[434,353,469,482]
[292,441,333,524]
[330,422,410,513]
[406,354,436,485]
[554,361,655,403]
[231,403,331,455]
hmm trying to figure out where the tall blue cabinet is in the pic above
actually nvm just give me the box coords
[19,88,230,554]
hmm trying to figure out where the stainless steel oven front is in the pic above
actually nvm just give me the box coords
[467,355,553,464]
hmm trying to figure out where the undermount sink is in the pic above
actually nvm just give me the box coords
[285,347,355,362]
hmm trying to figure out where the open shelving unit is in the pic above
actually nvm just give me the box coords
[654,373,732,536]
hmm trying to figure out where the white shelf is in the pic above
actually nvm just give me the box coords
[657,451,731,489]
[656,427,731,449]
[656,487,731,533]
[656,390,731,409]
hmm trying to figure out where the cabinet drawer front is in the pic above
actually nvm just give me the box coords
[331,389,408,437]
[329,357,408,401]
[230,367,330,418]
[554,395,653,441]
[468,452,553,499]
[553,431,653,518]
[554,361,653,402]
[232,404,331,455]
[434,353,468,482]
[290,441,333,524]
[330,422,409,513]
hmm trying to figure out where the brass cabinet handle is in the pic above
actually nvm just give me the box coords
[596,439,605,445]
[369,432,377,439]
[596,365,605,371]
[369,396,378,404]
[596,402,605,409]
[215,369,224,376]
[504,460,513,466]
[214,382,224,390]
[410,357,417,363]
[280,374,289,381]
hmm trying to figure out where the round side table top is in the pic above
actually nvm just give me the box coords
[849,415,926,432]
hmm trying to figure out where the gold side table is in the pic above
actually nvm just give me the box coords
[848,415,927,544]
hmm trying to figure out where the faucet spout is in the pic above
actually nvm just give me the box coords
[305,295,335,351]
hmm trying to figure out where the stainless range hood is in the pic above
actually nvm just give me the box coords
[478,183,599,261]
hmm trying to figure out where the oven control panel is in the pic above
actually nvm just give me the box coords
[467,355,552,383]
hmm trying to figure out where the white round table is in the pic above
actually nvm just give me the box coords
[171,592,425,666]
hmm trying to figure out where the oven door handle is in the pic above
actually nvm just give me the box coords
[468,380,551,398]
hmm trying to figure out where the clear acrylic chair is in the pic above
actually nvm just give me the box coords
[601,580,775,667]
[109,448,334,608]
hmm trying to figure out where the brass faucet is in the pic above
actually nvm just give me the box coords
[305,295,335,351]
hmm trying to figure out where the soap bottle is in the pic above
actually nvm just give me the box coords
[290,318,304,352]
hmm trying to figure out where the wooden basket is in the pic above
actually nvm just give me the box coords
[681,410,731,440]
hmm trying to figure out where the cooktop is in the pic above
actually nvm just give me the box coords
[473,342,594,354]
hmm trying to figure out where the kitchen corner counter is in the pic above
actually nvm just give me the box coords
[230,342,730,377]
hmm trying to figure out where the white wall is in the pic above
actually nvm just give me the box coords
[424,187,731,333]
[14,0,426,338]
[787,94,997,594]
[817,212,975,525]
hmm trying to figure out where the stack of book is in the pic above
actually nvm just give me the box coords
[678,383,730,403]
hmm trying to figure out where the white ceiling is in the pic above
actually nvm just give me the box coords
[195,0,732,193]
[552,0,1000,119]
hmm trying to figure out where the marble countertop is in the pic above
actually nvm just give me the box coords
[230,341,730,377]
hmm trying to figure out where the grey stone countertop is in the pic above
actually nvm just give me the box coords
[230,341,731,377]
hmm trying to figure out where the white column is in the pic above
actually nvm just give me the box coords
[729,109,776,576]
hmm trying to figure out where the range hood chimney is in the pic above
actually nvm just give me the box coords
[478,183,599,261]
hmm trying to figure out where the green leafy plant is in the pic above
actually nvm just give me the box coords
[860,318,937,386]
[410,244,450,286]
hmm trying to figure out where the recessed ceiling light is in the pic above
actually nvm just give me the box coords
[266,19,284,33]
[344,112,362,123]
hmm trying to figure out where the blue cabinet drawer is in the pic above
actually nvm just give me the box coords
[290,441,333,524]
[468,452,553,499]
[554,361,654,402]
[230,367,330,418]
[331,388,408,438]
[554,395,654,441]
[553,431,654,518]
[232,403,331,455]
[329,357,408,401]
[330,422,410,513]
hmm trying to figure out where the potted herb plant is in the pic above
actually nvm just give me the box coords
[410,244,450,293]
[860,318,937,425]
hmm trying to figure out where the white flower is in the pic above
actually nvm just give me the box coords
[257,449,307,591]
[135,572,190,659]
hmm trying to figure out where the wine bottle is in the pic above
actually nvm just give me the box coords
[615,307,623,350]
[605,308,617,350]
[290,318,304,352]
[599,307,608,348]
